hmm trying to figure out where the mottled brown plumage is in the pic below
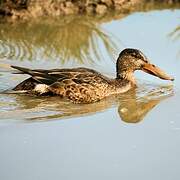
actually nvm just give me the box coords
[11,48,173,103]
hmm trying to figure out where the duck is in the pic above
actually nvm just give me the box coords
[11,48,174,103]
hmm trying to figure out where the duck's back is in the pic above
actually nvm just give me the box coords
[12,66,115,103]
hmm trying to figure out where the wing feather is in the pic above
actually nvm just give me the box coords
[11,66,111,102]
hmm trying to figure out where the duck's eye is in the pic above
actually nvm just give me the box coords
[144,60,148,63]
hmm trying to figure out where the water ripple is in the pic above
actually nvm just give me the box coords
[0,16,118,64]
[0,40,10,59]
[0,39,36,61]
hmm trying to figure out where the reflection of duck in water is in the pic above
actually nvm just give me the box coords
[7,84,173,122]
[117,85,173,123]
[11,48,173,103]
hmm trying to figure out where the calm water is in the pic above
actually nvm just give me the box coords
[0,5,180,180]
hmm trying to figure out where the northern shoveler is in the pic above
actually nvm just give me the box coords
[11,48,174,103]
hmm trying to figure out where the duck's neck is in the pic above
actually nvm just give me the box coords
[116,71,136,86]
[116,57,136,86]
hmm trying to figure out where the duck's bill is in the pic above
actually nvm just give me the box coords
[142,63,174,81]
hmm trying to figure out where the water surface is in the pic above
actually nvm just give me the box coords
[0,5,180,180]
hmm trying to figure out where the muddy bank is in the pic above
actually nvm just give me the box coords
[0,0,179,19]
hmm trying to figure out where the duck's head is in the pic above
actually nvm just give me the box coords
[116,48,174,84]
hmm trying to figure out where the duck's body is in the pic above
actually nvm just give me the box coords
[11,49,173,103]
[12,67,132,103]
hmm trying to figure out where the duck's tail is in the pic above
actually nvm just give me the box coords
[11,65,33,74]
[11,65,56,85]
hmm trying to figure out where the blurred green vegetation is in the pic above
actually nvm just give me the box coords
[0,2,179,64]
[0,16,118,64]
